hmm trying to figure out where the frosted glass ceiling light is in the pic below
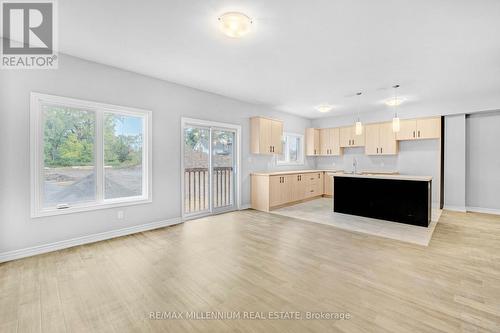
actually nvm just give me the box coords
[354,92,363,135]
[391,85,401,133]
[355,120,363,135]
[392,117,400,132]
[218,12,253,38]
[316,104,333,113]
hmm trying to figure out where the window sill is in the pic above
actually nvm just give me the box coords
[31,197,152,218]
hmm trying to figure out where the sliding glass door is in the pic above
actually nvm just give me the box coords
[182,122,237,218]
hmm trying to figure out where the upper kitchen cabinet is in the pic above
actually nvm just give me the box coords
[305,128,320,156]
[396,117,441,140]
[365,122,398,155]
[340,126,365,148]
[319,128,341,156]
[250,117,283,154]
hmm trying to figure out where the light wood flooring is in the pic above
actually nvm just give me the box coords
[272,197,442,245]
[1,209,500,332]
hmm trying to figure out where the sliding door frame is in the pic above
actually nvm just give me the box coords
[180,117,242,221]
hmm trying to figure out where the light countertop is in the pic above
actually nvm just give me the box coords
[251,169,343,176]
[332,173,432,182]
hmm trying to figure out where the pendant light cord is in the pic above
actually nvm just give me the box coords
[356,91,362,122]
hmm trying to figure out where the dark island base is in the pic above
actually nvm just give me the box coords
[333,176,431,227]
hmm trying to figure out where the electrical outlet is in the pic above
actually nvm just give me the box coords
[117,210,124,219]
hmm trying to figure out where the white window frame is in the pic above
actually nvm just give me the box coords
[276,132,305,166]
[30,92,152,218]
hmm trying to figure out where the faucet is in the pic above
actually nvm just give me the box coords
[353,157,358,174]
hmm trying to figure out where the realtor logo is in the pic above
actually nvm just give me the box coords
[1,0,58,69]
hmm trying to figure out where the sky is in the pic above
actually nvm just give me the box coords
[114,115,142,136]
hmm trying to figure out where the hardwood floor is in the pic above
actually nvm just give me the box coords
[1,209,500,332]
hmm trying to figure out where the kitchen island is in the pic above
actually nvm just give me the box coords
[333,173,432,227]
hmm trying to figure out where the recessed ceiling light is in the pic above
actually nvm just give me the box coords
[316,104,333,113]
[218,12,253,38]
[385,97,406,107]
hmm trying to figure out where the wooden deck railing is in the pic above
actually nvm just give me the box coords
[184,166,233,214]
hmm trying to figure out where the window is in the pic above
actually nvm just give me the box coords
[31,93,152,217]
[277,133,304,165]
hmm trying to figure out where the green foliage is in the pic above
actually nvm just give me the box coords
[104,114,142,167]
[43,107,142,168]
[43,106,95,167]
[184,127,208,151]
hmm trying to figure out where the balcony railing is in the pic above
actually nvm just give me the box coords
[184,166,233,214]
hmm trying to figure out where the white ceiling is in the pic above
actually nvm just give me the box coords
[55,0,500,118]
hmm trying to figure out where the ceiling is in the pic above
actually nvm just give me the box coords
[54,1,500,118]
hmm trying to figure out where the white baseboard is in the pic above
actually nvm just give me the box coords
[240,203,251,210]
[466,206,500,216]
[0,217,182,263]
[444,205,467,212]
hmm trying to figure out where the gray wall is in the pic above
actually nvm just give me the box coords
[466,112,500,211]
[444,114,466,211]
[312,118,441,206]
[0,54,314,253]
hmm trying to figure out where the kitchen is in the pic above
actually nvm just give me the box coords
[250,115,442,245]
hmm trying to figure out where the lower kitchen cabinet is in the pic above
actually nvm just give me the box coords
[251,171,329,212]
[324,173,334,196]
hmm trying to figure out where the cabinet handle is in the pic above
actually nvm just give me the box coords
[377,147,379,154]
[381,147,383,154]
[418,130,420,138]
[413,131,415,138]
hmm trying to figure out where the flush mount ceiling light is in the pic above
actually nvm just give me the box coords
[385,96,406,107]
[316,104,333,113]
[218,12,253,38]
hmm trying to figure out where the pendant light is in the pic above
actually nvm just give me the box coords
[355,92,363,135]
[391,85,401,133]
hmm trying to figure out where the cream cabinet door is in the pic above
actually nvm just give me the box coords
[329,128,341,155]
[339,127,352,147]
[324,173,334,196]
[364,123,380,155]
[269,176,282,207]
[260,117,272,154]
[315,172,324,194]
[292,174,306,201]
[416,117,441,139]
[396,119,417,140]
[271,120,283,154]
[305,128,320,155]
[379,122,398,155]
[319,128,329,155]
[352,128,365,147]
[251,117,272,154]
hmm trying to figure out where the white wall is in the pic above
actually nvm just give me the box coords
[444,115,466,211]
[0,53,314,254]
[466,111,500,212]
[312,118,441,206]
